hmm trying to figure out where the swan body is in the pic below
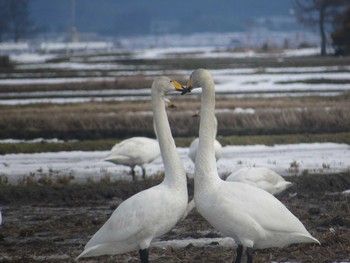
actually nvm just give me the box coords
[104,137,160,180]
[188,138,222,163]
[77,77,188,262]
[184,69,319,262]
[181,167,292,220]
[226,167,293,195]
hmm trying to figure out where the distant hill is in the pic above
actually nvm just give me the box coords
[30,0,298,37]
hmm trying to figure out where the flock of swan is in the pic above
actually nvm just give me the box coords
[77,69,320,263]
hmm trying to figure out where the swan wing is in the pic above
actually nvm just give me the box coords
[81,185,186,256]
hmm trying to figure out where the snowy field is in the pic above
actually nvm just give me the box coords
[1,142,349,185]
[1,47,350,105]
[1,40,350,184]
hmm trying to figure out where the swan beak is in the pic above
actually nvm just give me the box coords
[172,80,185,92]
[175,79,192,95]
[167,99,176,108]
[181,79,193,95]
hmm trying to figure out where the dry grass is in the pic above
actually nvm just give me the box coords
[0,96,349,141]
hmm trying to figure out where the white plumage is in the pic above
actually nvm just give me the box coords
[104,137,160,181]
[181,167,292,220]
[104,98,175,181]
[183,69,319,263]
[188,115,222,163]
[77,77,188,262]
[188,137,222,163]
[226,167,293,195]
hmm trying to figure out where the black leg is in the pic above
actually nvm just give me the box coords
[246,247,253,263]
[141,167,146,180]
[233,245,243,263]
[139,249,149,263]
[131,167,136,181]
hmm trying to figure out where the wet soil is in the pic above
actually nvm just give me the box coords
[0,173,349,263]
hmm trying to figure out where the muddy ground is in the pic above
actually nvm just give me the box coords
[0,173,349,263]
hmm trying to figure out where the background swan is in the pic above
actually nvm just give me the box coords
[104,137,160,181]
[104,98,175,181]
[182,69,319,263]
[226,167,293,195]
[188,115,222,163]
[77,77,188,262]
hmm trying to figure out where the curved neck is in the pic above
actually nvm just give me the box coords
[151,89,186,188]
[195,78,220,185]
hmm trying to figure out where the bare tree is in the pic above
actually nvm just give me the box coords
[0,0,10,42]
[9,0,32,42]
[0,0,33,42]
[293,0,348,55]
[332,6,350,55]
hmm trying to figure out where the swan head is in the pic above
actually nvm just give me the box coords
[152,76,184,95]
[182,69,213,94]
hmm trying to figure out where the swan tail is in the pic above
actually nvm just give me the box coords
[76,242,136,259]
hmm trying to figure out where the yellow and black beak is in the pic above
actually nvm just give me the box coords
[172,80,184,92]
[181,79,193,95]
[171,80,192,95]
[165,98,176,108]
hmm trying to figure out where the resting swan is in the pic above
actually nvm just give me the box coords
[226,167,293,195]
[104,98,175,181]
[182,69,319,263]
[77,77,188,262]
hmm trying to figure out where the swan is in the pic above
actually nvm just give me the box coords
[181,167,292,220]
[77,77,188,262]
[104,137,160,181]
[188,115,222,163]
[182,69,319,263]
[104,98,176,181]
[226,167,293,195]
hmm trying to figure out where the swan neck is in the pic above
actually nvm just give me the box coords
[151,89,186,188]
[195,79,219,183]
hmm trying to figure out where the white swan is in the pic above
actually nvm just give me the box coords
[77,77,188,262]
[182,69,319,263]
[188,115,222,163]
[104,137,160,181]
[181,167,292,220]
[104,98,175,181]
[226,167,293,195]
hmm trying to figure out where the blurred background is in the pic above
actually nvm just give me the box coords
[0,0,349,54]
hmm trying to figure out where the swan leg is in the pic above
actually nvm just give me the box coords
[246,247,253,263]
[141,166,146,180]
[131,167,136,181]
[139,249,149,263]
[233,245,243,263]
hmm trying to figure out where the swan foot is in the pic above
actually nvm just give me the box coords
[139,249,149,263]
[233,245,243,263]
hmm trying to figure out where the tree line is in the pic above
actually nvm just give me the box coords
[0,0,350,55]
[293,0,350,55]
[0,0,33,43]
